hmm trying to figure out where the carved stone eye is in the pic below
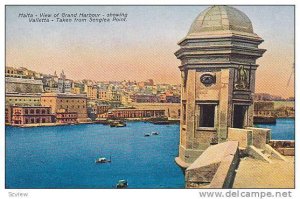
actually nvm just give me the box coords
[200,74,216,85]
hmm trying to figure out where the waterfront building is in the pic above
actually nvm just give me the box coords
[254,101,275,117]
[96,104,111,115]
[274,106,295,118]
[55,109,78,124]
[98,108,165,119]
[166,95,181,103]
[40,93,89,122]
[175,5,266,165]
[5,93,41,106]
[5,106,12,124]
[254,93,284,101]
[131,102,181,119]
[254,93,273,101]
[5,92,42,124]
[11,106,53,125]
[130,94,160,103]
[6,77,44,93]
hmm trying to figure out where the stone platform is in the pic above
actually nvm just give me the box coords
[233,156,294,188]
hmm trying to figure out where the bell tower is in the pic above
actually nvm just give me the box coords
[175,5,266,166]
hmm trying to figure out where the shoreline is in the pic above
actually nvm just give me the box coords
[5,117,294,128]
[6,119,180,128]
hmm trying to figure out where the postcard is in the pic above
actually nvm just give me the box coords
[4,3,295,197]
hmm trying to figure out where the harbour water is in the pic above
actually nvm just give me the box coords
[6,122,184,188]
[5,118,294,188]
[255,118,295,140]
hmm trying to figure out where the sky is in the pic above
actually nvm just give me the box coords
[5,5,294,98]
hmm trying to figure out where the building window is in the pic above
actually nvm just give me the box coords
[199,104,216,128]
[30,109,34,114]
[182,103,186,124]
[36,109,40,114]
[42,110,45,114]
[25,109,28,114]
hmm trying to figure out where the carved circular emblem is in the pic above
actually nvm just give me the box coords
[200,73,215,85]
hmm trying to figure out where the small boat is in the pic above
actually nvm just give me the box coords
[116,121,126,127]
[110,122,117,127]
[110,120,126,127]
[95,156,111,163]
[144,133,150,137]
[116,180,128,188]
[151,131,159,135]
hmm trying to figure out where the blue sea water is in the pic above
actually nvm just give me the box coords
[5,122,184,189]
[255,118,295,140]
[5,118,294,188]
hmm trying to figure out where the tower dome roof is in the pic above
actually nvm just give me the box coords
[188,6,254,36]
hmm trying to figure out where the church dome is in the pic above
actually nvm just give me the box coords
[188,6,254,36]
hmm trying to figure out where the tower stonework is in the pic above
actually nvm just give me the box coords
[175,6,266,166]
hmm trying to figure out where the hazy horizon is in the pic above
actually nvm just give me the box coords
[6,6,295,98]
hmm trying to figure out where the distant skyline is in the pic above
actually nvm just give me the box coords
[6,6,294,98]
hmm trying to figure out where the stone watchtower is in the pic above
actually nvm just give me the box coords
[175,6,266,166]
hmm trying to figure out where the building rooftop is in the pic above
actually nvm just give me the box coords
[6,92,42,96]
[187,5,255,37]
[41,92,87,98]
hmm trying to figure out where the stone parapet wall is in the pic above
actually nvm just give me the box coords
[269,140,295,156]
[246,127,271,149]
[228,127,271,150]
[185,141,239,188]
[227,128,253,148]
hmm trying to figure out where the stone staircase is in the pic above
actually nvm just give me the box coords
[247,144,287,163]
